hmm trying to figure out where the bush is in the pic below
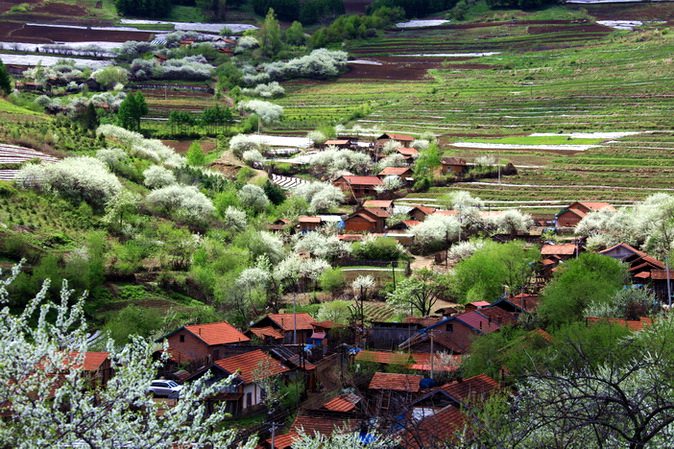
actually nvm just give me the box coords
[237,100,283,124]
[319,268,346,295]
[263,49,348,80]
[240,81,285,98]
[237,184,269,212]
[352,237,406,261]
[146,185,215,225]
[143,165,177,189]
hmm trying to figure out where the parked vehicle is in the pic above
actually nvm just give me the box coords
[148,380,182,397]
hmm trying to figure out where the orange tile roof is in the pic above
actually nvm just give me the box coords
[409,206,436,215]
[397,147,419,156]
[267,313,316,331]
[183,322,250,346]
[586,316,653,332]
[541,243,577,256]
[441,374,500,404]
[247,326,284,340]
[325,139,350,145]
[576,201,616,212]
[215,350,289,384]
[378,166,412,176]
[369,372,424,392]
[400,406,467,449]
[434,210,459,216]
[530,328,554,343]
[266,431,298,449]
[362,207,390,218]
[323,393,360,412]
[37,352,109,372]
[363,200,393,208]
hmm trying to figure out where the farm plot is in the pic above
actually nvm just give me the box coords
[0,144,58,181]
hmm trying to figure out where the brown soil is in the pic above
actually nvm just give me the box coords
[343,56,497,81]
[0,22,153,43]
[528,24,611,34]
[0,0,40,13]
[162,139,217,155]
[568,3,674,21]
[31,2,87,16]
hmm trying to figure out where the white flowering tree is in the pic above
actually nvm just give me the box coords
[307,130,327,147]
[292,182,345,213]
[291,428,397,449]
[16,156,122,209]
[489,209,534,235]
[242,149,264,165]
[143,165,177,189]
[222,206,248,233]
[0,264,256,449]
[146,185,215,225]
[97,125,185,168]
[294,232,351,260]
[237,100,283,124]
[229,134,263,155]
[237,184,270,212]
[96,147,128,171]
[411,214,461,251]
[312,148,372,177]
[443,190,484,210]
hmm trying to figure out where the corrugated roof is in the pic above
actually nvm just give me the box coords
[455,311,500,334]
[325,139,350,145]
[409,206,436,215]
[441,157,467,166]
[362,207,390,218]
[215,350,289,384]
[577,201,616,212]
[468,301,491,307]
[397,147,419,156]
[299,216,322,223]
[369,372,423,392]
[183,322,250,346]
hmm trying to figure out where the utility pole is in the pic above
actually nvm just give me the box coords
[293,293,297,345]
[270,422,279,449]
[667,256,672,309]
[430,330,435,380]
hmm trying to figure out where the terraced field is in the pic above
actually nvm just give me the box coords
[274,11,674,207]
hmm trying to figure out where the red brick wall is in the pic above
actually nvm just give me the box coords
[167,332,210,364]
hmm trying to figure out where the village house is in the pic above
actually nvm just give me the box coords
[377,166,414,185]
[269,218,291,233]
[369,372,424,416]
[490,293,540,317]
[399,311,501,354]
[354,350,461,373]
[408,206,437,222]
[649,270,674,303]
[598,242,665,282]
[40,352,114,387]
[555,201,616,228]
[250,313,317,345]
[156,321,250,366]
[332,175,383,201]
[363,199,394,214]
[185,349,289,417]
[377,133,415,148]
[540,243,579,273]
[298,216,322,232]
[324,138,353,149]
[263,414,359,449]
[440,157,468,176]
[397,147,419,163]
[585,316,653,332]
[342,207,390,233]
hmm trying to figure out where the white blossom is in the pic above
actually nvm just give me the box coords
[292,182,344,213]
[146,185,215,225]
[237,100,283,124]
[294,232,351,259]
[411,214,461,248]
[237,184,269,212]
[143,165,177,189]
[222,206,248,232]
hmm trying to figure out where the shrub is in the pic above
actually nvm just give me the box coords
[292,182,344,213]
[96,147,128,171]
[237,100,283,124]
[263,49,348,80]
[352,237,406,261]
[240,81,285,98]
[237,184,269,212]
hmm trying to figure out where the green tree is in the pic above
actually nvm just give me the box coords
[259,8,283,58]
[117,92,148,132]
[386,268,441,316]
[319,268,345,298]
[186,141,206,166]
[104,305,163,344]
[0,60,12,95]
[263,180,286,205]
[446,241,539,303]
[285,21,306,46]
[538,253,628,328]
[413,142,441,178]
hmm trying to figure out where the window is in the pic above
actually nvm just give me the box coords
[246,393,252,408]
[446,323,454,332]
[179,334,185,343]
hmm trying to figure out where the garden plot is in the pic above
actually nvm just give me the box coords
[0,144,58,181]
[248,135,312,149]
[396,19,450,28]
[451,142,602,151]
[119,20,257,34]
[0,53,111,67]
[270,174,309,190]
[395,52,501,57]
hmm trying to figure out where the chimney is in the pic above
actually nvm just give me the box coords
[199,328,202,336]
[479,321,483,330]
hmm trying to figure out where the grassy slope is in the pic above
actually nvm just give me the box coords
[273,3,674,207]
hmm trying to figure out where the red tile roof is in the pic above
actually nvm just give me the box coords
[369,372,424,392]
[312,320,342,329]
[380,133,414,142]
[586,316,653,332]
[183,322,250,346]
[336,176,383,186]
[455,311,501,334]
[530,328,554,343]
[541,243,577,256]
[397,147,419,157]
[378,166,412,176]
[292,414,356,437]
[404,316,443,327]
[362,207,391,218]
[434,210,459,216]
[576,201,616,212]
[267,313,316,331]
[266,431,298,449]
[402,220,420,228]
[441,157,467,166]
[410,206,436,215]
[467,301,491,308]
[215,350,289,384]
[322,393,360,412]
[247,326,284,340]
[441,374,501,404]
[400,406,467,449]
[649,270,674,280]
[37,352,109,372]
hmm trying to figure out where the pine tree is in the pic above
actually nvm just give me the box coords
[116,92,137,131]
[186,141,206,166]
[259,8,282,58]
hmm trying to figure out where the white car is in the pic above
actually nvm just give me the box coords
[148,380,182,397]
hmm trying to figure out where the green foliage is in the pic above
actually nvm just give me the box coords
[186,141,206,166]
[298,0,345,25]
[319,268,345,295]
[317,300,351,324]
[0,60,12,96]
[117,92,148,132]
[352,237,406,261]
[538,253,628,328]
[105,305,163,345]
[279,378,305,409]
[216,62,243,92]
[114,0,172,18]
[285,21,307,46]
[263,180,286,206]
[413,143,441,178]
[446,241,539,303]
[367,0,454,18]
[308,7,403,47]
[259,9,283,58]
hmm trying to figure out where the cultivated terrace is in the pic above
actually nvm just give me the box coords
[1,0,674,448]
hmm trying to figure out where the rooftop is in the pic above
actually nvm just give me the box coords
[369,372,424,392]
[215,349,289,384]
